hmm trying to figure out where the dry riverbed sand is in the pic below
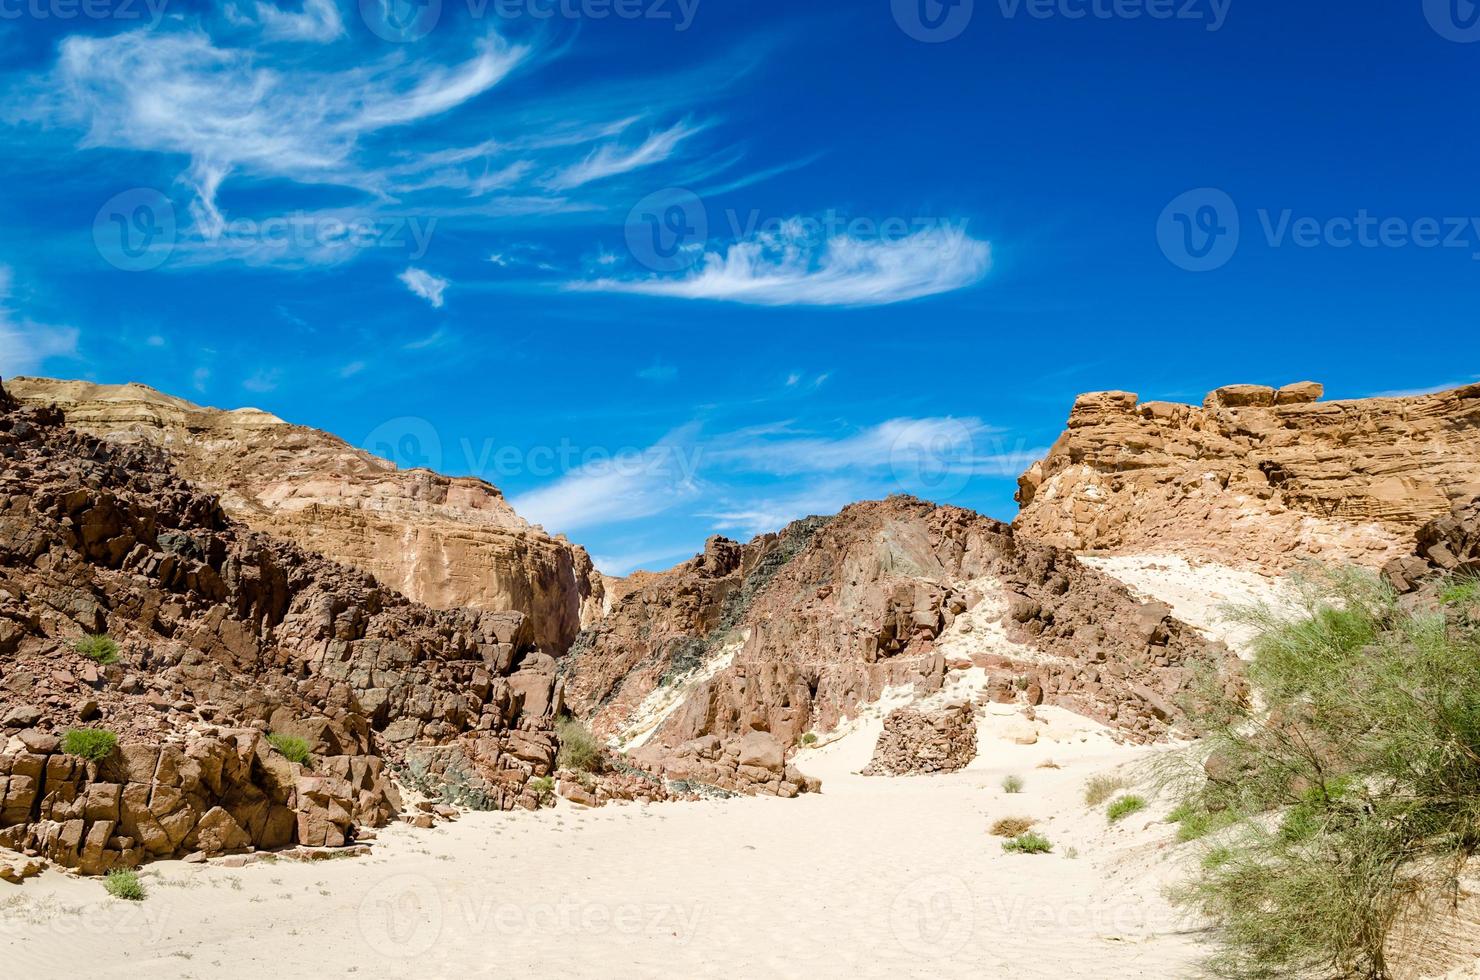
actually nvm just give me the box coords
[3,706,1206,979]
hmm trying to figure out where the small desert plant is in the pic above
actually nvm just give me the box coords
[799,732,818,746]
[104,868,145,901]
[62,727,118,762]
[528,776,555,804]
[1000,774,1024,794]
[1106,794,1147,823]
[1440,574,1480,607]
[72,633,119,665]
[1166,802,1240,842]
[1083,774,1128,807]
[1001,831,1053,855]
[556,716,604,773]
[267,733,312,766]
[1036,759,1062,769]
[989,816,1037,837]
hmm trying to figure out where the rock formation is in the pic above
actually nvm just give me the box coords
[862,703,977,776]
[1383,495,1480,592]
[563,496,1236,796]
[6,377,602,653]
[1015,382,1480,570]
[0,380,564,872]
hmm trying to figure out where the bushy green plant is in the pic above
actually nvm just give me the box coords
[1001,831,1053,855]
[1106,794,1147,823]
[1167,802,1241,842]
[1168,567,1480,980]
[528,776,555,804]
[556,716,604,773]
[1440,574,1480,608]
[266,733,312,766]
[1084,774,1128,807]
[72,634,119,665]
[104,868,145,901]
[799,732,818,746]
[1001,774,1024,794]
[62,728,118,762]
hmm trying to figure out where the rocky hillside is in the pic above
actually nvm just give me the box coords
[1015,382,1480,569]
[6,378,602,653]
[0,381,565,873]
[563,496,1237,796]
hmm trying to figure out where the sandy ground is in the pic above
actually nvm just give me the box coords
[1,707,1208,980]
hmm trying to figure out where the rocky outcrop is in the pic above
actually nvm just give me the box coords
[862,703,977,776]
[563,496,1236,796]
[0,379,563,870]
[6,377,603,653]
[1384,496,1480,592]
[1015,382,1480,570]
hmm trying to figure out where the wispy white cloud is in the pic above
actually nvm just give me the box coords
[1366,377,1480,399]
[544,119,701,190]
[0,266,78,376]
[242,367,282,393]
[637,361,678,382]
[573,220,991,307]
[252,0,346,43]
[399,267,449,308]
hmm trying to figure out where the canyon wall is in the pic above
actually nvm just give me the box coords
[1015,382,1480,569]
[6,378,602,654]
[0,382,563,870]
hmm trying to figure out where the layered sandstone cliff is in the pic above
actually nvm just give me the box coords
[0,382,565,872]
[563,496,1236,796]
[6,377,602,653]
[1015,382,1480,569]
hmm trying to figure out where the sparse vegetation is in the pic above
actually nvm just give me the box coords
[1440,574,1480,608]
[72,633,118,665]
[1168,567,1480,980]
[1001,831,1053,855]
[62,727,118,762]
[1083,774,1128,807]
[1036,759,1061,769]
[267,733,312,766]
[528,776,555,805]
[989,816,1037,837]
[1001,774,1024,794]
[1106,794,1147,823]
[556,716,604,773]
[104,868,145,901]
[799,732,818,746]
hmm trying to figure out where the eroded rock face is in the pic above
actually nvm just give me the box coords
[0,380,561,869]
[1014,382,1480,570]
[6,377,603,653]
[862,704,977,776]
[564,496,1235,796]
[1384,496,1480,592]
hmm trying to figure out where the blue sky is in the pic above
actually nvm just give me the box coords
[2,1,1479,574]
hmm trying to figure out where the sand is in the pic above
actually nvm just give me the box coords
[2,706,1207,980]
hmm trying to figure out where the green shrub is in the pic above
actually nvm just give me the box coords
[556,716,604,773]
[1440,574,1480,607]
[104,868,145,901]
[1106,794,1147,823]
[266,733,312,766]
[799,732,818,746]
[1168,567,1480,980]
[72,634,119,665]
[528,776,554,804]
[1001,831,1053,855]
[62,728,118,762]
[1084,774,1128,807]
[1167,802,1240,842]
[1001,774,1024,794]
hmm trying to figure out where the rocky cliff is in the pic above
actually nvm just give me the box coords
[1015,382,1480,569]
[0,381,565,872]
[562,496,1237,796]
[6,378,602,654]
